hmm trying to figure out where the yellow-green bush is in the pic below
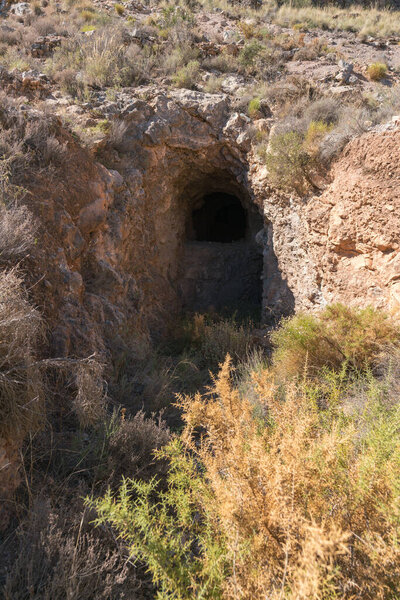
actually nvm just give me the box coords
[114,2,124,15]
[271,303,400,378]
[172,60,200,89]
[367,62,388,81]
[248,97,261,118]
[304,119,333,153]
[265,130,314,194]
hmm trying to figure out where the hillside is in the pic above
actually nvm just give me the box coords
[1,0,400,597]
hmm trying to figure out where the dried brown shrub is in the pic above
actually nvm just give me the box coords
[0,95,68,180]
[0,268,44,440]
[107,410,170,486]
[0,202,38,264]
[3,498,144,600]
[177,358,400,598]
[73,359,107,428]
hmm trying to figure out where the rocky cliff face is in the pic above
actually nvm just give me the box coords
[306,127,400,315]
[24,90,400,362]
[27,89,312,362]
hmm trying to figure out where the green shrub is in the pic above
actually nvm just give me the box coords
[265,130,314,194]
[367,62,388,81]
[271,303,400,378]
[90,439,227,600]
[114,2,124,15]
[248,97,261,118]
[172,59,200,89]
[239,40,263,68]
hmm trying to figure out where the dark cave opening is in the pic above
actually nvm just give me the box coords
[191,193,247,243]
[180,185,264,317]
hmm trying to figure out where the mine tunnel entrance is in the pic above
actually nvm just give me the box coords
[192,193,247,243]
[179,183,264,318]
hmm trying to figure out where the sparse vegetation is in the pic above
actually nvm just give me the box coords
[367,61,388,81]
[114,2,125,16]
[93,309,400,599]
[4,498,144,600]
[264,130,316,194]
[172,59,200,89]
[0,268,44,440]
[271,303,400,378]
[273,4,400,38]
[248,96,261,118]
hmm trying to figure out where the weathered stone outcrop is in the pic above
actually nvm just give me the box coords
[26,90,400,359]
[9,89,400,363]
[305,128,400,315]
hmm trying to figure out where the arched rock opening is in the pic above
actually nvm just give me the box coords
[190,193,247,243]
[178,173,264,316]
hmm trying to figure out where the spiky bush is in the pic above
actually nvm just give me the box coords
[271,303,400,378]
[92,355,400,599]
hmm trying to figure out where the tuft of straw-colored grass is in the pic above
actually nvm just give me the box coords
[367,62,388,81]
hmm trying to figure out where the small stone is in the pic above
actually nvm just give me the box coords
[336,60,353,84]
[10,2,31,15]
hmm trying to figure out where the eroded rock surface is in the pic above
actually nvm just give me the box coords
[21,89,400,362]
[306,128,400,314]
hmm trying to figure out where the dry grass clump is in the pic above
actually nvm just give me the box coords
[73,359,107,428]
[271,303,400,379]
[203,73,225,93]
[189,313,254,367]
[3,499,144,600]
[303,96,341,126]
[44,3,205,93]
[0,201,39,264]
[273,4,400,38]
[0,268,44,440]
[367,61,388,81]
[0,95,68,180]
[46,27,149,91]
[107,410,170,486]
[114,2,125,15]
